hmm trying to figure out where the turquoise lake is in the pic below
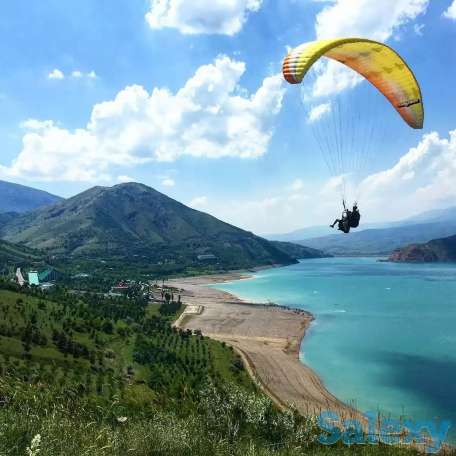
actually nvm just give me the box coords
[212,257,456,442]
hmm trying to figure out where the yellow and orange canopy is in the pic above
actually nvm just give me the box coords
[283,38,424,129]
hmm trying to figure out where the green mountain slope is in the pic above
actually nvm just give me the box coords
[389,234,456,262]
[0,239,43,262]
[0,183,301,270]
[0,239,47,276]
[0,180,62,213]
[270,241,331,259]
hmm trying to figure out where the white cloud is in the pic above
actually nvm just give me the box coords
[189,196,208,208]
[146,0,262,35]
[310,0,429,98]
[182,129,456,233]
[310,62,363,98]
[117,175,135,183]
[20,119,54,130]
[443,1,456,19]
[307,102,331,123]
[190,190,315,234]
[72,70,97,80]
[289,178,304,191]
[161,177,175,187]
[359,130,456,220]
[414,23,425,35]
[315,0,429,40]
[0,56,284,182]
[48,69,64,80]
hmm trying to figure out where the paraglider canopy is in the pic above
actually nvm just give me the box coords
[283,38,424,129]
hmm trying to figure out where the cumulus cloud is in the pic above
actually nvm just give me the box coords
[145,0,262,35]
[190,188,314,234]
[359,130,456,220]
[117,175,135,183]
[310,0,429,98]
[189,196,208,208]
[187,130,456,233]
[443,1,456,19]
[310,63,363,98]
[307,102,331,123]
[289,178,304,192]
[315,0,429,40]
[48,69,64,80]
[161,177,175,187]
[0,56,284,182]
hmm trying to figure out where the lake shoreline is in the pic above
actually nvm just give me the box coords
[169,271,358,419]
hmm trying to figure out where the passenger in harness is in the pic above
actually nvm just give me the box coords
[330,201,361,234]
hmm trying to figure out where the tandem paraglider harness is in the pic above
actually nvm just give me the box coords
[330,201,361,234]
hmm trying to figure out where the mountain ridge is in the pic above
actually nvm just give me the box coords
[0,182,323,270]
[300,221,456,256]
[0,179,62,213]
[267,206,456,248]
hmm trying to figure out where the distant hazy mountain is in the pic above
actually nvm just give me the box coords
[267,206,456,243]
[0,183,323,269]
[0,180,62,213]
[266,222,395,242]
[389,234,456,262]
[301,221,456,256]
[402,206,456,224]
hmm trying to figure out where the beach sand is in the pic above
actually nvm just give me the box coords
[169,272,358,419]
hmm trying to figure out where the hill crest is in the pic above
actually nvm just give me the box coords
[0,182,309,269]
[0,179,62,213]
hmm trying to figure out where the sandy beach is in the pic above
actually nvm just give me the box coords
[169,272,358,419]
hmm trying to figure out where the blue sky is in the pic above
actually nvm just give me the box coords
[1,0,456,234]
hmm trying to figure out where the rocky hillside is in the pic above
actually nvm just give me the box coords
[389,234,456,262]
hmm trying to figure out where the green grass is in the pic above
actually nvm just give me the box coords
[0,281,447,456]
[0,375,428,456]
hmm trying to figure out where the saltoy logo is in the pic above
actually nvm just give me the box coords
[317,411,451,454]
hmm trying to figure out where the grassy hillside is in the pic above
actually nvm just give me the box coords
[270,241,331,259]
[1,183,296,271]
[0,240,48,276]
[0,281,424,455]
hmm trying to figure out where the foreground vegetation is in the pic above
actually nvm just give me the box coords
[0,280,436,455]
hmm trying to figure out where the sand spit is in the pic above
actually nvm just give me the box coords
[169,273,357,419]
